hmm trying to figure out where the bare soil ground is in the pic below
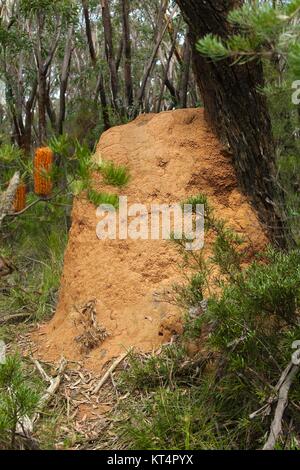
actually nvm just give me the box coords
[32,108,268,372]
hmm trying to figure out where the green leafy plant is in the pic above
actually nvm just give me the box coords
[118,198,300,450]
[98,161,130,187]
[0,354,40,449]
[87,189,119,208]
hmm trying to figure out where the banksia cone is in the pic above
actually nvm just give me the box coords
[14,182,27,213]
[34,147,53,197]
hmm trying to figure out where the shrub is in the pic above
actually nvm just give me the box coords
[118,199,300,450]
[0,355,40,449]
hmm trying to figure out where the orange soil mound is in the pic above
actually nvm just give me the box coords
[33,108,268,371]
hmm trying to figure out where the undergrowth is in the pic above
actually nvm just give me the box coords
[117,195,300,450]
[0,194,68,326]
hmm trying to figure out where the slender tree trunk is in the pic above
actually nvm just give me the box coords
[116,37,123,73]
[95,73,110,131]
[37,69,47,145]
[82,0,110,130]
[35,11,61,145]
[136,3,177,114]
[101,0,119,111]
[58,26,73,135]
[176,0,290,247]
[121,0,133,110]
[23,79,37,154]
[179,35,191,109]
[156,46,176,113]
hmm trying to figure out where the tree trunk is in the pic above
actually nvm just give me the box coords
[176,0,290,248]
[156,40,177,113]
[136,3,176,114]
[58,26,73,135]
[179,35,191,109]
[121,0,133,109]
[82,0,110,130]
[23,79,37,154]
[35,11,61,145]
[37,69,47,145]
[101,0,119,111]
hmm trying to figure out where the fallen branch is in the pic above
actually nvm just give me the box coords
[92,349,132,394]
[250,359,300,450]
[17,358,67,439]
[263,362,299,451]
[0,172,20,227]
[250,361,297,420]
[0,313,31,325]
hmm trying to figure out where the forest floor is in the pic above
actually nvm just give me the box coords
[19,108,268,447]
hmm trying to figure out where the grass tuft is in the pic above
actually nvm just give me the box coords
[87,189,119,208]
[98,161,130,187]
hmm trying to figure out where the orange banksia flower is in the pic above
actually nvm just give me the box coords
[14,182,27,212]
[34,147,53,197]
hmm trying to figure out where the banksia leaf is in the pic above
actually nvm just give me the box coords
[14,182,27,213]
[34,147,53,197]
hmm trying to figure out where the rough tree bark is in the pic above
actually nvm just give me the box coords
[101,0,119,111]
[176,0,290,247]
[82,0,110,130]
[156,39,177,113]
[121,0,133,109]
[58,26,73,135]
[35,11,62,144]
[179,35,191,109]
[136,2,177,114]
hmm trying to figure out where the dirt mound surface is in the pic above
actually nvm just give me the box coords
[33,109,267,371]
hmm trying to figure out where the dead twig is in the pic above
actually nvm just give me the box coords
[250,359,300,450]
[263,362,300,451]
[92,349,132,394]
[0,312,31,325]
[17,357,67,439]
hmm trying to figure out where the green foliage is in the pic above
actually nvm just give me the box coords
[119,202,300,450]
[197,2,300,65]
[87,189,119,208]
[49,134,72,160]
[0,144,31,185]
[0,355,40,449]
[0,192,69,321]
[120,386,220,450]
[120,346,187,391]
[174,272,206,307]
[196,34,228,60]
[20,0,78,21]
[196,1,300,243]
[98,161,130,187]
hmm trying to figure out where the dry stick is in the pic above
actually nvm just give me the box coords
[92,348,132,394]
[0,312,31,325]
[250,361,296,420]
[17,358,67,438]
[263,363,300,451]
[32,358,52,383]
